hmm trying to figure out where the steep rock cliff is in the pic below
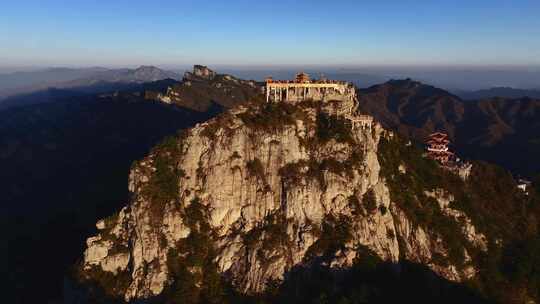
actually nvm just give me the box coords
[78,96,488,302]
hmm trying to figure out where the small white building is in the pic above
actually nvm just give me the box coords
[517,178,532,195]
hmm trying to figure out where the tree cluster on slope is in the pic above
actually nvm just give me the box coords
[162,198,226,304]
[378,133,540,303]
[140,135,186,225]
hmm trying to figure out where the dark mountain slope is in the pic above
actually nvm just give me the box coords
[0,78,179,111]
[460,97,540,174]
[359,79,464,138]
[456,87,540,100]
[4,71,540,303]
[2,67,263,303]
[70,90,540,304]
[358,79,540,177]
[145,65,262,111]
[1,93,220,303]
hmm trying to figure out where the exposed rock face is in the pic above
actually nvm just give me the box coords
[185,65,216,80]
[80,95,487,301]
[150,65,261,112]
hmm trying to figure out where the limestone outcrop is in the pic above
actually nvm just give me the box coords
[186,65,216,80]
[79,95,487,302]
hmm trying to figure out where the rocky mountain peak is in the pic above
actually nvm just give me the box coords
[130,65,179,82]
[146,65,261,112]
[184,65,217,81]
[74,92,501,302]
[133,65,163,74]
[376,79,458,98]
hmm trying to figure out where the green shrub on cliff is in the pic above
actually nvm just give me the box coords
[316,112,354,145]
[238,102,300,132]
[141,135,185,222]
[246,158,266,181]
[304,214,353,262]
[242,211,292,267]
[378,135,470,266]
[378,133,540,302]
[363,189,378,213]
[164,198,227,304]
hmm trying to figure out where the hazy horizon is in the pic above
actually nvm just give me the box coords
[3,63,540,71]
[1,63,540,92]
[2,1,540,68]
[2,0,540,92]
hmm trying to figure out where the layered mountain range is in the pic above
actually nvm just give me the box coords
[2,67,259,303]
[455,87,540,100]
[73,72,539,303]
[0,66,181,110]
[145,65,261,112]
[3,67,540,303]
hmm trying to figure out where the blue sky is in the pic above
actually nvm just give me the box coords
[1,0,540,68]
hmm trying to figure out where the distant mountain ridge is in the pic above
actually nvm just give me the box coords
[455,87,540,100]
[0,67,109,91]
[145,65,261,112]
[66,65,180,86]
[358,79,540,176]
[0,66,181,108]
[2,67,540,303]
